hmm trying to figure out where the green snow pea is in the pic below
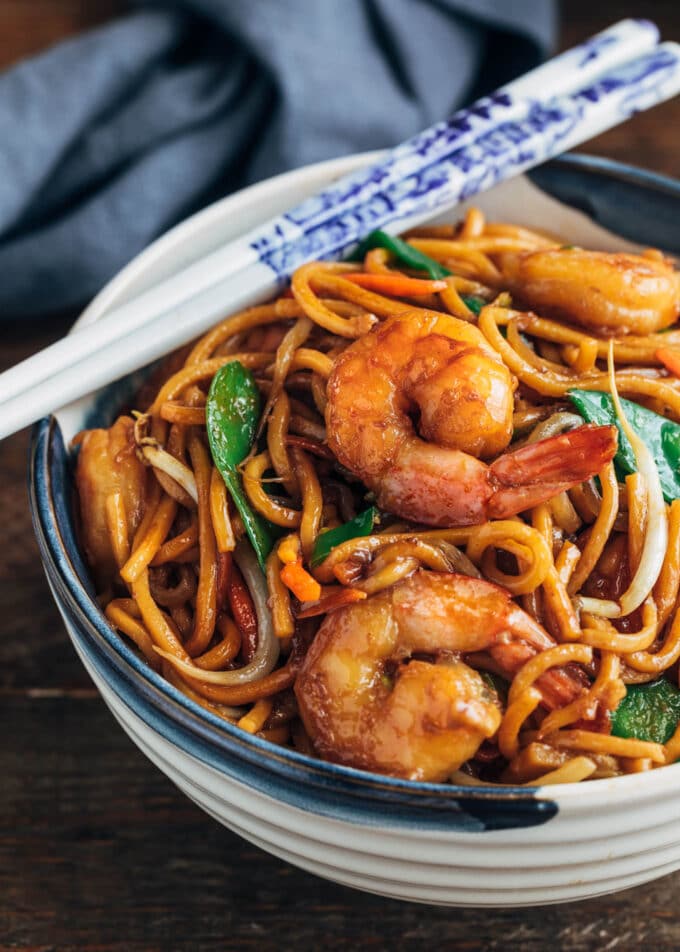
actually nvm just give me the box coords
[568,389,680,503]
[611,679,680,745]
[206,361,274,571]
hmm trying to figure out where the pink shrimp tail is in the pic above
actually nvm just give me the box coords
[487,424,618,519]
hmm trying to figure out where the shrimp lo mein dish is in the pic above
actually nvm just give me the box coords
[75,208,680,786]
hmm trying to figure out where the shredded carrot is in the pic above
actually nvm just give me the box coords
[657,347,680,377]
[296,587,367,618]
[342,273,447,296]
[280,558,322,601]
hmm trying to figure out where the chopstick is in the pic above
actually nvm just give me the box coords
[248,18,661,250]
[1,19,679,440]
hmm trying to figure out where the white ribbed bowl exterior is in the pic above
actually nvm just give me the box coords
[64,619,680,905]
[31,152,680,906]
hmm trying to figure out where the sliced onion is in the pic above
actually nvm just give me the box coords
[438,542,482,578]
[576,343,668,619]
[141,444,198,504]
[156,541,279,684]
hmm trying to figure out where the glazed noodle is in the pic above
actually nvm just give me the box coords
[74,207,680,786]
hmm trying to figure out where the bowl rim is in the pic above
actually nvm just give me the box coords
[29,150,680,808]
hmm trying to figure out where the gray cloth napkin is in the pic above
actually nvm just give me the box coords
[0,0,555,318]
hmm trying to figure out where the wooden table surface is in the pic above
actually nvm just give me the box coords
[2,3,679,949]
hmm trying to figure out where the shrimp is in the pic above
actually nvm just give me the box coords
[75,415,148,588]
[325,310,617,526]
[295,572,586,781]
[499,248,680,336]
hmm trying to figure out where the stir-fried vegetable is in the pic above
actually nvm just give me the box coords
[572,351,668,620]
[227,562,258,650]
[568,388,680,503]
[206,362,274,571]
[452,294,484,315]
[280,559,322,602]
[350,229,486,314]
[611,679,680,744]
[351,230,450,279]
[137,440,198,503]
[656,347,680,377]
[276,533,322,600]
[310,505,378,567]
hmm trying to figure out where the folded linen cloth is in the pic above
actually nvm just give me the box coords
[0,0,555,318]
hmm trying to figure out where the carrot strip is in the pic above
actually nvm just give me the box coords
[657,347,680,377]
[280,559,322,601]
[296,587,367,618]
[342,273,447,296]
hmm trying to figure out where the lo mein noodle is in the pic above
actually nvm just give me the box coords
[74,208,680,786]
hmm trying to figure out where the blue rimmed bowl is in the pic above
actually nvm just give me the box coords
[29,153,680,906]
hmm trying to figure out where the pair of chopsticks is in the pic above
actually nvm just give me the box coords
[1,18,678,441]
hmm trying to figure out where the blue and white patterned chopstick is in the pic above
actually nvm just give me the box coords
[249,18,659,251]
[251,40,680,279]
[0,19,678,439]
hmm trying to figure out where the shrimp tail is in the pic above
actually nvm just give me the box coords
[487,424,617,519]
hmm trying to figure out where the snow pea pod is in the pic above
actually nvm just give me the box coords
[206,361,274,571]
[568,389,680,503]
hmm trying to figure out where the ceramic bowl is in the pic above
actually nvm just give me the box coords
[29,152,680,907]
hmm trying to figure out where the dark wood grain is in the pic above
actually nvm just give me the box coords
[0,1,128,70]
[5,693,680,952]
[1,3,680,950]
[564,0,680,177]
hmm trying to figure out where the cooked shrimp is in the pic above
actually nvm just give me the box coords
[325,310,617,526]
[499,248,680,336]
[295,572,586,781]
[75,415,148,588]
